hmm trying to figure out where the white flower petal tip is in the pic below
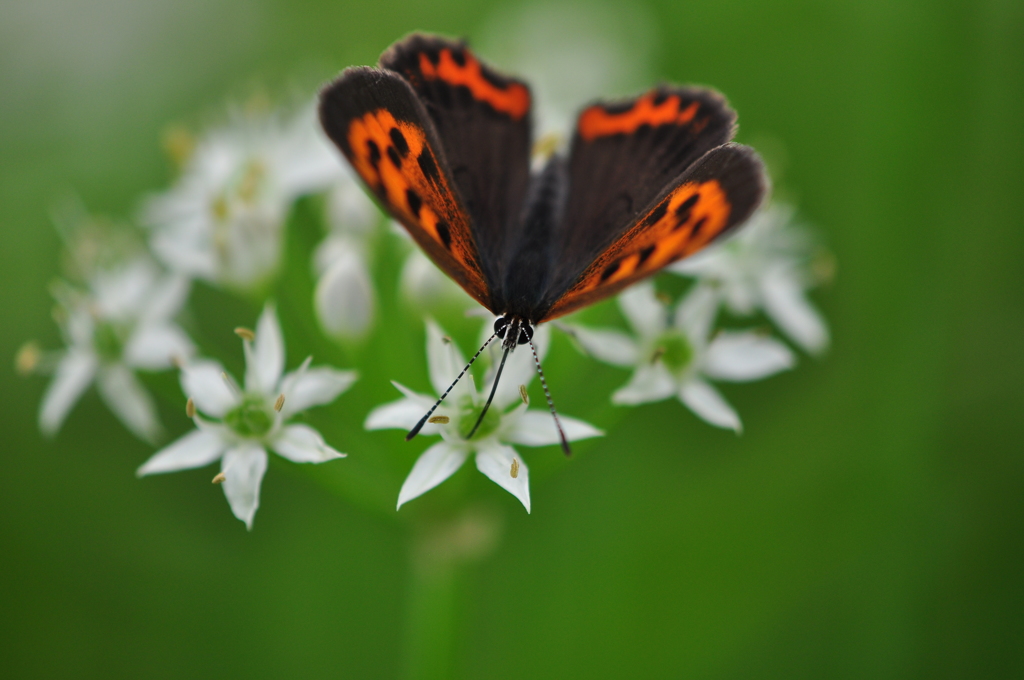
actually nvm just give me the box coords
[396,442,469,510]
[273,424,346,463]
[251,303,285,393]
[679,380,743,433]
[137,429,227,477]
[505,410,603,447]
[475,444,531,513]
[704,332,796,382]
[222,446,269,531]
[38,351,97,437]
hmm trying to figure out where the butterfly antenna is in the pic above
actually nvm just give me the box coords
[465,344,511,440]
[529,337,571,456]
[406,333,498,441]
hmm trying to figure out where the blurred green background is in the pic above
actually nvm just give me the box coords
[2,0,1022,678]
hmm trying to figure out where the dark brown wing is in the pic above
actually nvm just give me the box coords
[541,143,767,321]
[380,33,533,290]
[542,86,737,301]
[318,66,492,308]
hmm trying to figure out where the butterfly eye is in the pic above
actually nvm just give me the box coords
[517,324,534,346]
[493,316,509,338]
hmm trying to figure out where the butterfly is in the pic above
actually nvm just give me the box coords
[318,33,766,454]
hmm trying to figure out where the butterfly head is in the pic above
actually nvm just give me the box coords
[494,315,533,352]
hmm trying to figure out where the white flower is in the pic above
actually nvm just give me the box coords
[38,258,194,443]
[365,320,602,512]
[137,304,356,529]
[565,282,795,433]
[670,203,831,354]
[312,166,380,340]
[142,103,343,291]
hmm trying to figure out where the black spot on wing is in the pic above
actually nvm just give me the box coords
[367,140,381,166]
[405,188,422,217]
[676,193,699,217]
[435,219,452,249]
[389,128,410,157]
[690,216,707,236]
[637,245,656,266]
[387,146,402,169]
[417,151,440,183]
[600,260,621,282]
[641,200,669,229]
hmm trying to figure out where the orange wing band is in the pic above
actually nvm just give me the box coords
[578,93,700,141]
[418,49,530,120]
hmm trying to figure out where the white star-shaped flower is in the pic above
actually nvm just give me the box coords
[38,257,194,443]
[142,103,343,291]
[566,281,796,433]
[365,320,602,513]
[670,202,831,354]
[137,303,356,530]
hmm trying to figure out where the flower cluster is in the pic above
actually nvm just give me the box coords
[20,30,831,526]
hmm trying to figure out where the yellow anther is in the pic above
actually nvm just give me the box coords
[234,327,255,341]
[212,472,226,484]
[518,384,529,405]
[185,397,196,418]
[428,415,450,424]
[510,458,520,479]
[15,341,41,375]
[274,394,285,412]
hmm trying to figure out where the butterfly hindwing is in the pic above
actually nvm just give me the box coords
[318,66,491,308]
[379,34,534,292]
[541,143,767,321]
[543,86,738,299]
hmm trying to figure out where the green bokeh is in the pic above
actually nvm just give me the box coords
[2,0,1022,678]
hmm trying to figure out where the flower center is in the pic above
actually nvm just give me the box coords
[224,394,274,438]
[455,397,501,441]
[651,331,694,374]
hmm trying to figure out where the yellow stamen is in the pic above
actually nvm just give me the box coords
[274,394,285,412]
[212,472,226,484]
[185,397,196,418]
[510,458,520,479]
[15,341,41,375]
[428,415,450,424]
[518,384,529,405]
[234,327,255,341]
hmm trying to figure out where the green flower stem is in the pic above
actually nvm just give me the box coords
[403,506,502,680]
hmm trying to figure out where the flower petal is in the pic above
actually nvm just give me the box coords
[221,445,269,530]
[123,323,195,371]
[704,331,795,382]
[249,303,285,393]
[504,409,604,447]
[365,397,436,433]
[139,274,191,325]
[39,350,97,437]
[475,443,530,513]
[278,365,357,418]
[618,281,665,339]
[679,378,742,432]
[181,359,236,418]
[761,267,830,354]
[561,324,639,367]
[425,320,474,401]
[314,243,376,339]
[674,282,720,344]
[611,364,676,405]
[272,423,345,463]
[96,364,162,444]
[136,428,227,476]
[397,441,469,509]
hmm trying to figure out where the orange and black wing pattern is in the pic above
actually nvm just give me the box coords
[378,35,534,290]
[541,143,766,321]
[318,66,492,309]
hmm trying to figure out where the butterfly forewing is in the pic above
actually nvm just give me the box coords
[380,34,534,293]
[318,66,492,308]
[541,143,766,321]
